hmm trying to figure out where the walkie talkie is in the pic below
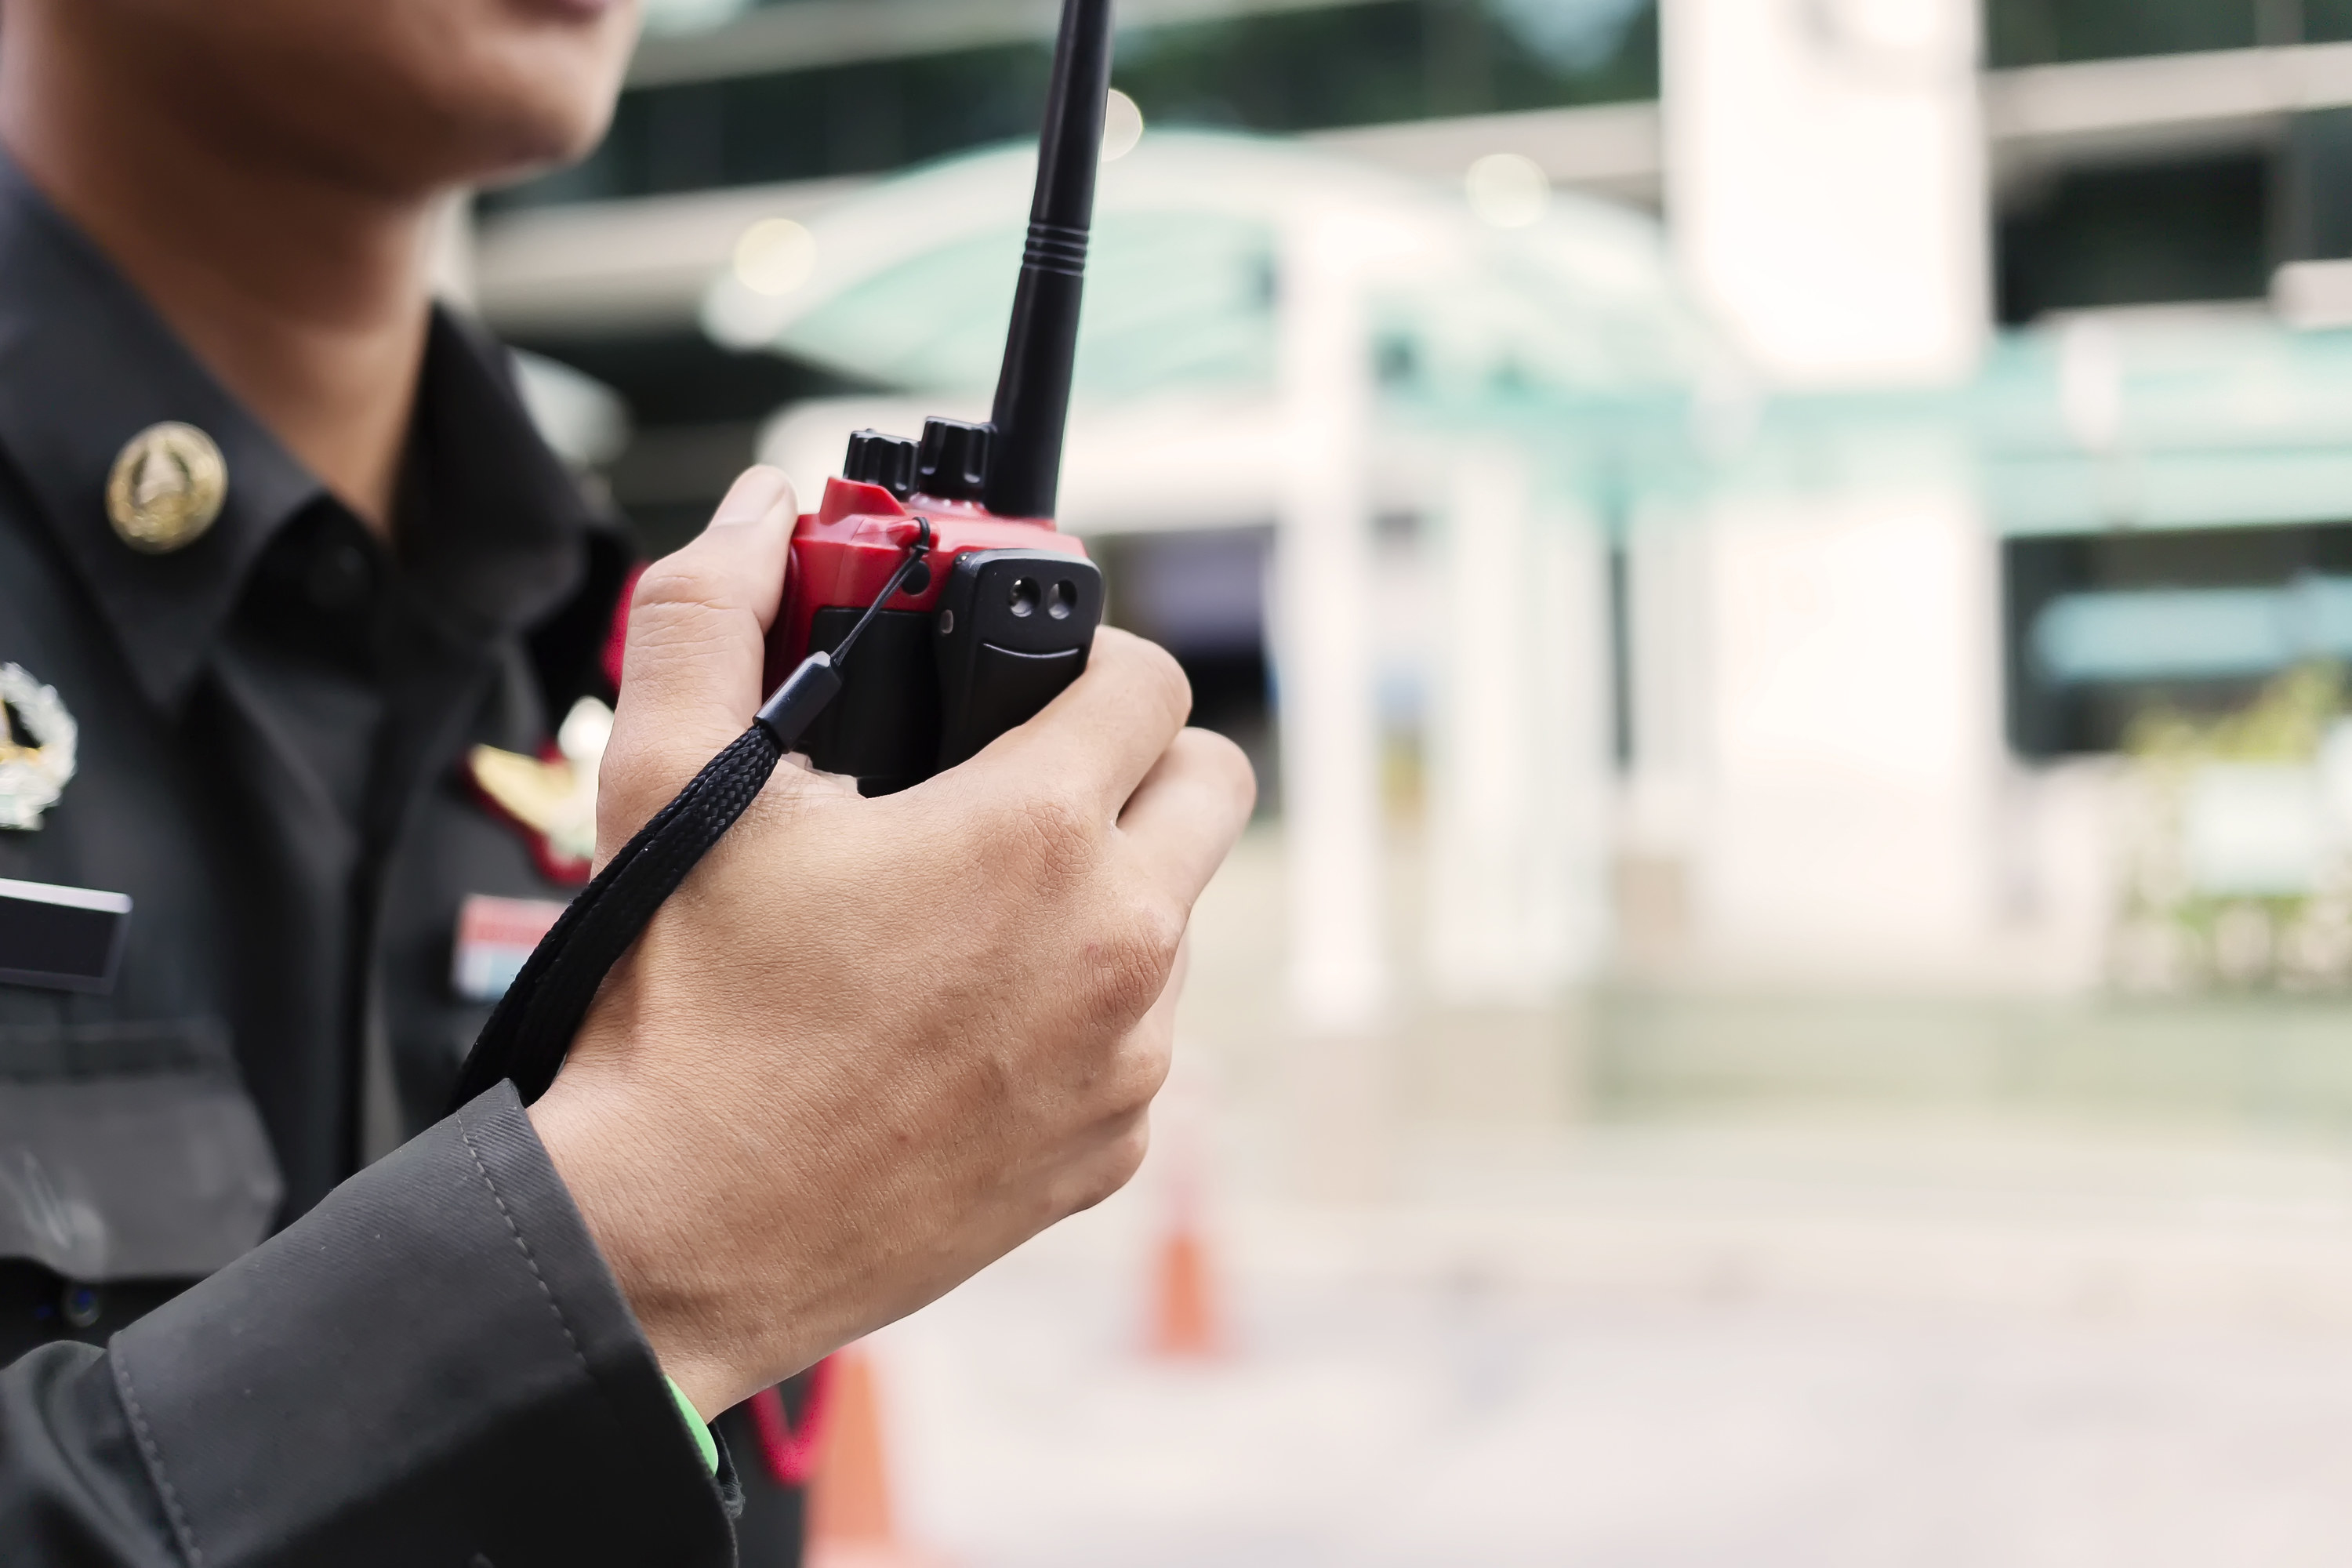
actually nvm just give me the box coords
[766,0,1113,796]
[451,0,1122,1105]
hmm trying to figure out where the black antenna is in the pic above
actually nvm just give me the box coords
[983,0,1116,521]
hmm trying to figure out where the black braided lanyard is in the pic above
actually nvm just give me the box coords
[451,528,933,1109]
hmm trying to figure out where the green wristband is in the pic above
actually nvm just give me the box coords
[666,1377,720,1475]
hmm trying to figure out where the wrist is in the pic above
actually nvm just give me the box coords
[531,1077,740,1419]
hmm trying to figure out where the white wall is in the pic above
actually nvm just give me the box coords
[1624,486,2022,983]
[1692,492,2005,973]
[1663,0,1989,388]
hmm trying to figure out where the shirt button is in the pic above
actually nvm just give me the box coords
[61,1282,101,1330]
[306,540,376,612]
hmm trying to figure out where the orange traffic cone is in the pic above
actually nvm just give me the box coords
[804,1346,946,1568]
[1146,1114,1225,1359]
[1147,1212,1223,1358]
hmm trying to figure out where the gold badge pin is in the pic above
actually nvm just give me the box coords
[107,422,227,554]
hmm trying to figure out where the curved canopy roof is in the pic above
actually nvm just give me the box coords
[709,128,2352,541]
[1973,310,2352,536]
[704,129,1727,414]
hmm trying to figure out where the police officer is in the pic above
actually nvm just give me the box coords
[0,0,1255,1562]
[0,0,848,1553]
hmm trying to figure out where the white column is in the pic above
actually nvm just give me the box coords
[1274,212,1387,1033]
[1528,490,1614,985]
[1663,0,1988,387]
[1661,0,2005,978]
[1426,444,1610,1002]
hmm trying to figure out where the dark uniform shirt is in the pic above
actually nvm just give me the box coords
[0,151,758,1562]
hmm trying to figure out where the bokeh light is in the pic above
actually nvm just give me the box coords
[1102,89,1145,162]
[731,218,817,299]
[1465,151,1551,228]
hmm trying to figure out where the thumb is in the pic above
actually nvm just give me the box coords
[601,466,797,843]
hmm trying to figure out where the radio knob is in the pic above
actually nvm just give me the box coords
[914,418,993,503]
[843,429,919,499]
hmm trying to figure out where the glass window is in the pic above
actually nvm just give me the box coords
[1115,0,1657,132]
[1987,0,2257,67]
[2006,524,2352,757]
[494,0,1657,209]
[2306,0,2352,39]
[1996,155,2271,323]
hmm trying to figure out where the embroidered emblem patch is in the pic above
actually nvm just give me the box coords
[466,697,612,885]
[0,665,78,833]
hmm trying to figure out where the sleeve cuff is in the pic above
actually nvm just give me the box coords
[106,1083,732,1566]
[667,1377,720,1475]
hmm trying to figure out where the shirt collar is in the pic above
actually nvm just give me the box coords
[0,152,593,715]
[401,310,593,647]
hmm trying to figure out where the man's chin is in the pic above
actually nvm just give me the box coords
[416,50,628,187]
[507,0,632,20]
[448,114,614,192]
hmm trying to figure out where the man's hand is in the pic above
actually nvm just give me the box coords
[529,467,1257,1418]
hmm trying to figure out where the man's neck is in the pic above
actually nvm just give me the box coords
[0,13,437,537]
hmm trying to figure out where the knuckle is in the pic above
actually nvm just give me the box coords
[1058,1118,1152,1215]
[1106,1118,1153,1187]
[1093,628,1191,728]
[627,562,745,644]
[630,556,720,612]
[1133,891,1187,971]
[1133,637,1192,728]
[1091,895,1183,1019]
[1189,728,1258,801]
[1106,1031,1174,1112]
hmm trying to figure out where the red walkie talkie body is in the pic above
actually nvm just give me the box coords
[764,0,1113,796]
[768,468,1099,797]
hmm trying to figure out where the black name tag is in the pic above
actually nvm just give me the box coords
[0,878,132,994]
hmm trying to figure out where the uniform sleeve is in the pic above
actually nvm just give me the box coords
[0,1083,734,1567]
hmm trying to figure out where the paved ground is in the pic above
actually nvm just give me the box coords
[840,831,2352,1565]
[864,1116,2352,1567]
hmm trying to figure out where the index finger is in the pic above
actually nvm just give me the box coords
[971,627,1192,816]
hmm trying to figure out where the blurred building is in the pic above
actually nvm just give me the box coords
[1644,0,2352,996]
[476,0,2352,1008]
